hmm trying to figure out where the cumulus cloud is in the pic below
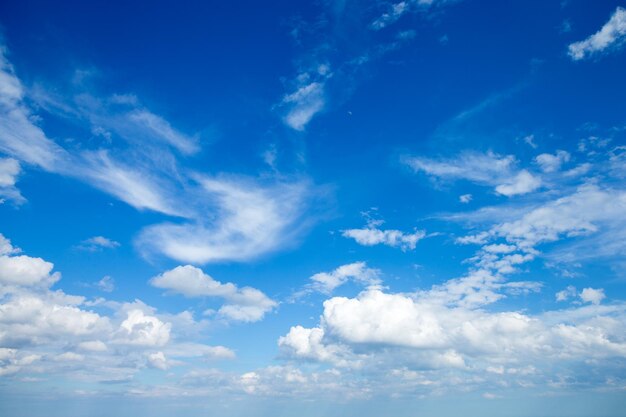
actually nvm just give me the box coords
[150,265,277,322]
[280,284,626,381]
[342,220,426,251]
[371,0,439,30]
[568,7,626,60]
[405,151,541,196]
[309,262,381,295]
[0,232,234,382]
[580,287,606,305]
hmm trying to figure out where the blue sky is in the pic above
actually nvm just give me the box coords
[1,0,626,416]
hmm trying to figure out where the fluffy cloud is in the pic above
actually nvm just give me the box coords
[311,262,380,294]
[371,0,439,30]
[280,284,626,382]
[459,193,472,203]
[342,221,426,251]
[494,170,542,196]
[77,236,120,251]
[458,184,626,251]
[568,7,626,60]
[535,150,570,173]
[150,265,277,322]
[580,287,606,305]
[0,232,234,384]
[405,151,541,196]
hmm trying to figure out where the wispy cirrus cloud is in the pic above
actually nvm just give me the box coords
[277,0,459,131]
[568,6,626,60]
[0,45,318,264]
[150,265,277,322]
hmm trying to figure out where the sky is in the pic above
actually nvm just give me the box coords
[1,0,626,416]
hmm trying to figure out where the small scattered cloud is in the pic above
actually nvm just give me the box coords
[0,157,25,205]
[568,7,626,60]
[580,287,606,305]
[535,150,571,173]
[96,275,115,293]
[459,194,472,203]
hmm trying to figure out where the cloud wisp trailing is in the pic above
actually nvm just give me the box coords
[568,6,626,60]
[0,45,318,264]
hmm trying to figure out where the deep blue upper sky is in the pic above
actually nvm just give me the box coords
[0,1,626,416]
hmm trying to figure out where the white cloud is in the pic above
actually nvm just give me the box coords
[150,265,277,322]
[406,151,541,197]
[342,222,426,251]
[568,7,626,60]
[0,232,233,384]
[556,285,577,302]
[580,287,606,305]
[117,309,171,347]
[78,236,120,251]
[147,351,169,370]
[78,340,107,352]
[278,326,357,367]
[138,177,312,264]
[0,46,316,263]
[0,157,24,204]
[282,81,325,131]
[370,0,437,30]
[459,193,472,203]
[0,254,59,287]
[535,150,570,173]
[280,284,626,376]
[308,262,381,295]
[494,170,541,196]
[124,109,199,155]
[96,276,115,293]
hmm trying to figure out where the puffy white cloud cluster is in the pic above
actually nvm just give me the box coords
[280,148,626,396]
[150,265,277,322]
[0,233,234,380]
[280,283,625,391]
